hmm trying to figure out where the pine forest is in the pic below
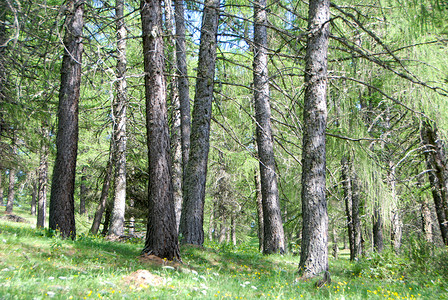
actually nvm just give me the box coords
[1,0,448,299]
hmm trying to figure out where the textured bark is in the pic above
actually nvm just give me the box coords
[79,166,87,215]
[165,0,183,232]
[179,0,219,246]
[90,141,113,235]
[421,199,433,243]
[332,227,338,259]
[299,0,330,278]
[31,179,37,216]
[341,156,354,259]
[141,0,180,260]
[253,0,285,254]
[388,164,402,253]
[255,171,264,252]
[351,173,362,258]
[101,200,112,236]
[372,202,384,252]
[174,0,191,174]
[0,169,3,205]
[6,143,16,213]
[231,213,237,246]
[49,0,84,239]
[421,121,448,245]
[108,0,128,237]
[37,133,49,228]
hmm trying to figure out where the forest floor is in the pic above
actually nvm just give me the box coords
[0,207,447,299]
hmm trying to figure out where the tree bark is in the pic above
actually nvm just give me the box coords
[421,199,433,243]
[332,227,338,259]
[90,141,113,235]
[299,0,330,278]
[255,170,264,252]
[108,0,128,237]
[37,130,49,228]
[372,201,384,252]
[79,166,87,215]
[31,178,37,216]
[253,0,285,254]
[101,200,112,236]
[6,143,16,213]
[341,156,354,259]
[141,0,180,260]
[0,169,3,206]
[388,163,402,253]
[421,121,448,245]
[351,173,362,259]
[174,0,191,175]
[49,0,84,239]
[179,0,219,246]
[165,0,183,233]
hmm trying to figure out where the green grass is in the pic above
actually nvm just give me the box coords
[1,209,447,299]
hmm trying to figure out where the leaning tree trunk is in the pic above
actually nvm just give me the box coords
[6,143,16,213]
[141,0,180,260]
[253,0,285,254]
[299,0,330,279]
[49,0,84,239]
[421,121,448,245]
[179,0,219,246]
[90,140,114,235]
[174,0,191,175]
[108,0,128,238]
[37,133,49,228]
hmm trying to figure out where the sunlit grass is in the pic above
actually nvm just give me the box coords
[1,211,447,299]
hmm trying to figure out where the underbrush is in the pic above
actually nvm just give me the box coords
[1,218,447,299]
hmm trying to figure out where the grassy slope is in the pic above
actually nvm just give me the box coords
[0,208,447,299]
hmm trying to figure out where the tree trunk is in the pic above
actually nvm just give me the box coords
[299,0,330,279]
[6,143,16,213]
[231,212,237,246]
[37,132,49,228]
[141,0,180,261]
[90,141,113,235]
[421,121,448,245]
[388,164,402,253]
[332,227,338,259]
[0,168,5,205]
[341,156,354,259]
[351,173,362,259]
[253,0,285,255]
[108,0,128,237]
[421,199,433,243]
[31,177,37,216]
[79,166,87,215]
[179,0,219,246]
[372,201,384,252]
[0,169,3,205]
[49,0,84,239]
[165,0,183,233]
[255,170,264,252]
[174,0,191,175]
[129,198,135,235]
[101,200,112,236]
